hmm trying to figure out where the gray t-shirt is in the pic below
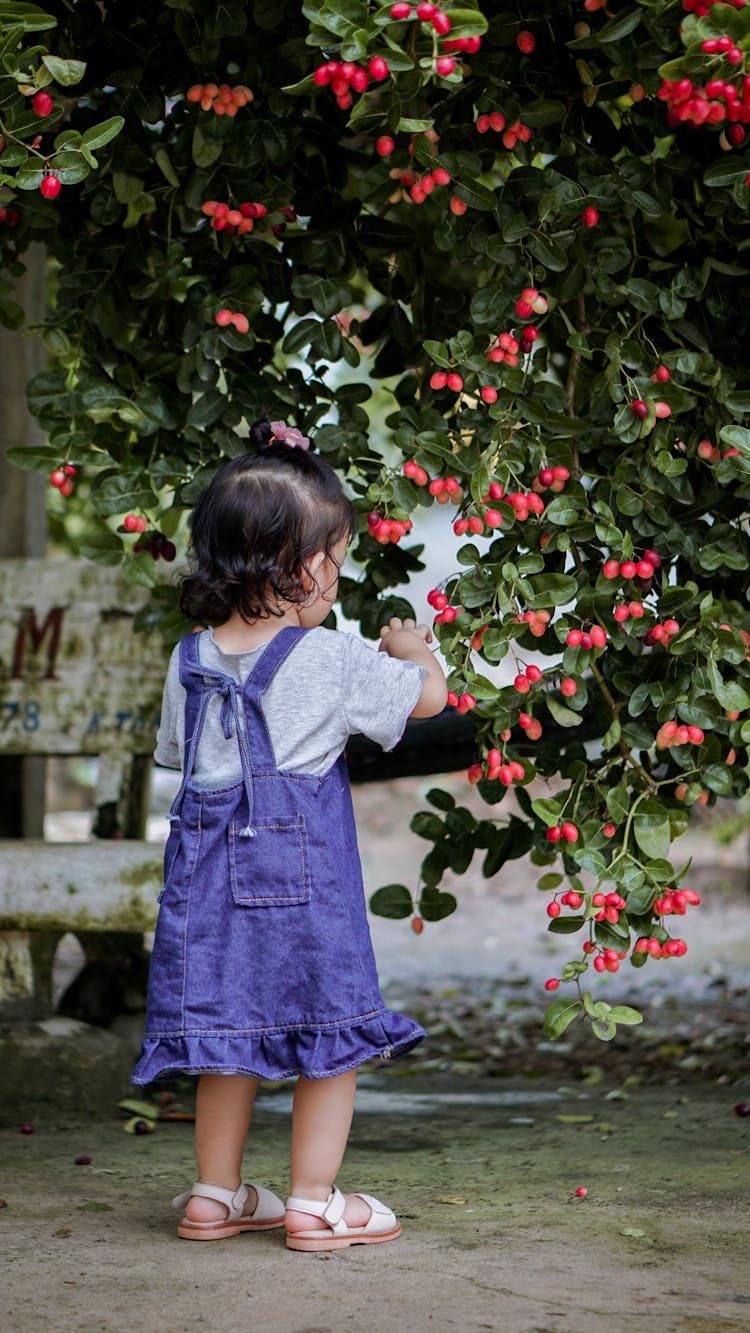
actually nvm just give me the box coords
[155,626,426,785]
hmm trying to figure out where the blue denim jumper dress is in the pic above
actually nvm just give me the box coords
[132,625,426,1084]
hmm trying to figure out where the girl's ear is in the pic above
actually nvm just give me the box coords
[300,549,326,592]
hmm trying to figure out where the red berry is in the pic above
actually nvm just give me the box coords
[631,399,648,419]
[369,57,389,80]
[411,915,424,934]
[582,206,599,227]
[481,385,498,404]
[589,625,607,648]
[20,1123,33,1134]
[123,514,140,532]
[49,469,66,488]
[449,195,467,215]
[232,312,249,334]
[526,664,542,683]
[390,1,411,15]
[416,1,436,16]
[544,978,560,991]
[430,371,448,390]
[575,1187,588,1198]
[215,308,233,327]
[517,29,535,53]
[435,56,455,77]
[446,373,463,392]
[539,468,554,487]
[566,629,582,647]
[635,560,654,579]
[432,10,451,34]
[561,677,577,697]
[561,822,579,843]
[603,559,620,579]
[620,560,637,580]
[432,167,450,186]
[376,135,395,156]
[514,674,531,693]
[32,91,53,117]
[546,826,562,843]
[40,174,61,199]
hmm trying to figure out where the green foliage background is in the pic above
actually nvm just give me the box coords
[3,0,750,1036]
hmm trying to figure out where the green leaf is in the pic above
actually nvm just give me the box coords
[596,6,642,41]
[41,54,87,85]
[632,798,671,862]
[410,811,444,840]
[531,798,562,826]
[527,573,579,607]
[543,997,581,1040]
[608,1005,643,1026]
[369,883,413,919]
[546,696,583,727]
[418,884,457,921]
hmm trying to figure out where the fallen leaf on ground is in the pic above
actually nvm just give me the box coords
[432,1196,468,1205]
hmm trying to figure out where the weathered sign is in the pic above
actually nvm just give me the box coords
[0,559,171,756]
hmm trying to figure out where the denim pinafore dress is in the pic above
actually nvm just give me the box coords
[132,625,426,1084]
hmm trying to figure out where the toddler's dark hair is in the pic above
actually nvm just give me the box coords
[179,419,357,623]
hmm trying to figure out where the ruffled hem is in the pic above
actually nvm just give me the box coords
[131,1009,426,1084]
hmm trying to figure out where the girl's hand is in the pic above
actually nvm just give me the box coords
[378,616,433,648]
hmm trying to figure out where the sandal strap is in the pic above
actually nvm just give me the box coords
[172,1181,248,1219]
[285,1186,347,1232]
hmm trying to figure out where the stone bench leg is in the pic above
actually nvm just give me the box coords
[0,928,62,1019]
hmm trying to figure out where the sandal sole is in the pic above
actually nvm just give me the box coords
[177,1217,286,1240]
[285,1223,401,1252]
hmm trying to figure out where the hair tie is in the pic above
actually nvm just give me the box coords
[269,419,310,450]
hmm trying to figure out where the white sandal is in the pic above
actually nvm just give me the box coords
[284,1185,401,1252]
[173,1181,286,1240]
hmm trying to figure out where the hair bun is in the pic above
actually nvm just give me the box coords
[249,418,273,448]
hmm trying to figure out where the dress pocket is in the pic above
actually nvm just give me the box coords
[228,813,311,907]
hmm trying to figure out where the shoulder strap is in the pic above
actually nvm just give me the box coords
[241,625,309,771]
[243,625,309,696]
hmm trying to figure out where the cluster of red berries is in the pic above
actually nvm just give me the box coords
[684,0,744,11]
[591,889,626,925]
[518,712,543,740]
[367,511,413,544]
[201,199,267,234]
[702,35,745,63]
[133,531,177,562]
[612,601,646,625]
[642,619,681,648]
[602,549,662,582]
[513,663,543,694]
[403,459,429,486]
[590,946,629,975]
[475,111,532,152]
[0,206,20,227]
[215,308,250,334]
[487,327,539,365]
[123,513,148,534]
[472,749,526,786]
[533,465,570,493]
[32,91,53,117]
[49,464,77,497]
[387,164,452,204]
[314,57,389,110]
[515,287,548,319]
[429,368,464,392]
[631,398,671,420]
[546,822,579,844]
[658,75,750,128]
[655,720,704,748]
[516,608,552,639]
[447,689,476,713]
[654,887,701,915]
[698,438,740,463]
[186,83,253,115]
[403,464,464,504]
[633,936,688,959]
[546,887,583,919]
[565,625,607,650]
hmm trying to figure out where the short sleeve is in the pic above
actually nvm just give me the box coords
[341,634,426,752]
[153,645,184,770]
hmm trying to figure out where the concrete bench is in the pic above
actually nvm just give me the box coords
[0,558,170,1017]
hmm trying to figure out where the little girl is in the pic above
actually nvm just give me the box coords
[132,418,447,1252]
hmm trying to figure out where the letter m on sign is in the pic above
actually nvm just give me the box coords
[11,607,66,681]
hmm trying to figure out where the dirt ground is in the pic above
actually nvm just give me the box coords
[2,774,749,1333]
[1,1074,749,1333]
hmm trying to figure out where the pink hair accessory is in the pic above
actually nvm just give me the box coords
[269,419,310,450]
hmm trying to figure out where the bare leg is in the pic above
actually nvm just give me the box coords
[285,1069,371,1232]
[185,1074,259,1222]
